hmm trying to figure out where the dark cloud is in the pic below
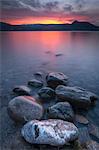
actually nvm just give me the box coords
[63,4,73,12]
[75,0,86,10]
[43,1,59,10]
[20,0,41,8]
[0,0,20,9]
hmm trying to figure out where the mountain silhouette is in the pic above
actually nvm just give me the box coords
[0,21,99,31]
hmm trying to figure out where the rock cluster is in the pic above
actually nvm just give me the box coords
[7,71,98,148]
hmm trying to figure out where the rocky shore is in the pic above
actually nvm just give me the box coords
[2,72,99,149]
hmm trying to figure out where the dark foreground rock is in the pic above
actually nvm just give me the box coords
[21,119,79,146]
[8,96,43,122]
[48,102,74,122]
[38,87,55,100]
[28,79,43,87]
[46,72,68,88]
[55,85,98,109]
[13,85,31,95]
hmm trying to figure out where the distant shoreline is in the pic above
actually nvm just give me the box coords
[0,21,99,31]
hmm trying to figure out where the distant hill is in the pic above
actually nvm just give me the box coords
[0,21,99,31]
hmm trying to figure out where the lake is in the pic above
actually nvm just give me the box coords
[0,31,99,148]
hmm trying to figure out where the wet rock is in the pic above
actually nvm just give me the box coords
[55,53,63,57]
[88,123,99,139]
[21,119,79,146]
[55,85,98,109]
[13,85,31,96]
[34,72,43,77]
[75,115,89,125]
[28,79,43,88]
[86,140,99,150]
[38,87,55,100]
[48,102,74,122]
[8,96,43,122]
[78,127,91,147]
[46,72,68,88]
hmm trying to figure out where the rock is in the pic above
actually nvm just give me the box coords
[86,140,99,150]
[46,72,68,88]
[21,119,79,146]
[55,85,98,109]
[88,123,99,139]
[38,87,55,100]
[13,85,31,95]
[34,72,43,77]
[48,102,74,122]
[55,53,63,57]
[8,96,43,122]
[28,79,43,87]
[75,115,89,125]
[78,127,91,147]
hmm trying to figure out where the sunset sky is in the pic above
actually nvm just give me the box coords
[0,0,99,25]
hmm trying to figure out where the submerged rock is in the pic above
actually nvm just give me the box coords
[46,72,68,88]
[55,53,63,57]
[21,119,79,146]
[75,114,89,125]
[28,79,43,87]
[55,85,98,109]
[13,85,31,95]
[8,96,43,122]
[34,72,43,77]
[48,102,74,122]
[38,87,55,100]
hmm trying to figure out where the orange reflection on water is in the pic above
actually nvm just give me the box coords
[39,32,62,51]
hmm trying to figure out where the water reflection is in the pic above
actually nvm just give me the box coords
[1,31,99,94]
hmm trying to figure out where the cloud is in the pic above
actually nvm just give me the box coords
[0,0,20,9]
[75,0,86,10]
[43,1,59,11]
[63,4,73,12]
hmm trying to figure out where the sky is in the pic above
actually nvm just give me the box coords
[0,0,99,25]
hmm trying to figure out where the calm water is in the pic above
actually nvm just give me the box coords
[1,31,99,126]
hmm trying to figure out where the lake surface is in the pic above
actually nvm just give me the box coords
[0,31,99,148]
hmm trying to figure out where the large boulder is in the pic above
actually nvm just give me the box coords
[8,96,43,122]
[48,102,74,122]
[38,87,55,100]
[13,85,31,95]
[55,85,98,109]
[55,85,98,108]
[28,79,43,87]
[46,72,68,88]
[21,119,79,146]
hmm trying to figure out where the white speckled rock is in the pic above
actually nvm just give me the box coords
[46,72,68,88]
[55,85,98,109]
[21,119,79,146]
[8,96,43,122]
[28,79,43,87]
[13,85,31,95]
[48,102,74,122]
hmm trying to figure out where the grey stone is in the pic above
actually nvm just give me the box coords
[13,85,31,95]
[28,79,43,87]
[55,85,98,109]
[38,87,55,100]
[46,72,68,88]
[48,102,74,122]
[21,119,79,146]
[8,96,43,122]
